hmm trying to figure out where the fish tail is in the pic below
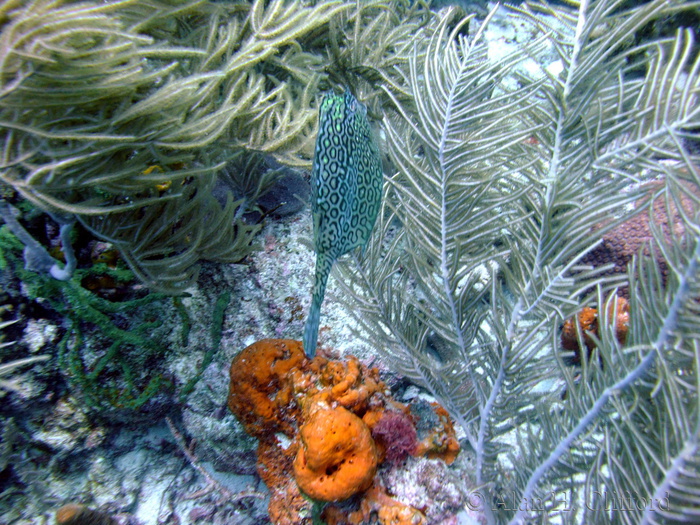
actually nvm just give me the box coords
[302,253,333,358]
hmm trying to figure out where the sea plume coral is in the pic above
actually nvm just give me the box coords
[335,1,700,522]
[0,0,434,292]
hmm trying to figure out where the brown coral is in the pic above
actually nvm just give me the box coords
[294,403,379,502]
[227,338,306,438]
[580,180,700,297]
[561,307,599,353]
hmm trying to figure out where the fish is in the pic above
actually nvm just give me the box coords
[302,91,383,357]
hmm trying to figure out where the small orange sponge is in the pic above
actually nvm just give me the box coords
[294,404,378,502]
[561,296,629,357]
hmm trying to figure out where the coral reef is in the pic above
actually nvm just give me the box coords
[0,198,469,525]
[4,1,696,524]
[227,338,465,524]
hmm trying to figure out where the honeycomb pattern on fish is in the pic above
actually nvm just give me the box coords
[302,91,383,357]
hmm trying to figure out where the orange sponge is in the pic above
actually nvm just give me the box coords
[55,504,116,525]
[227,339,306,438]
[294,403,378,502]
[561,296,629,361]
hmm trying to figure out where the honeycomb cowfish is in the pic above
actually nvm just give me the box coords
[302,91,383,357]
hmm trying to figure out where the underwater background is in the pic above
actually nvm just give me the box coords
[1,0,699,524]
